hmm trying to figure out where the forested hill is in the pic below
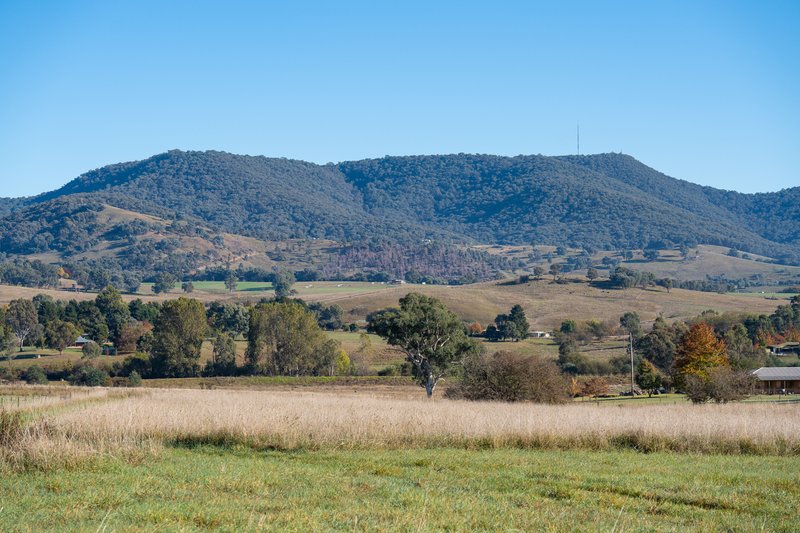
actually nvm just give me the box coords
[1,150,798,261]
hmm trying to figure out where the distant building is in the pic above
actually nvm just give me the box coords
[752,367,800,394]
[389,279,406,285]
[766,342,800,356]
[529,331,552,339]
[74,335,92,347]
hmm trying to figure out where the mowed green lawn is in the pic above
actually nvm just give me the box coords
[1,446,798,531]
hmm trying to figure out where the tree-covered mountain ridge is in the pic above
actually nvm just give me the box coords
[1,150,798,261]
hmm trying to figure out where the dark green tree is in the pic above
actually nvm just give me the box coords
[367,293,478,397]
[556,338,585,375]
[224,271,238,293]
[207,302,250,337]
[549,263,562,281]
[95,286,130,346]
[207,332,237,376]
[81,341,102,359]
[273,268,296,299]
[635,317,677,371]
[22,365,48,384]
[619,312,643,339]
[152,272,178,294]
[724,324,765,370]
[45,319,79,355]
[495,305,529,341]
[150,297,207,377]
[635,359,663,397]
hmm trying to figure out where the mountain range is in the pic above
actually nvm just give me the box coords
[0,150,798,281]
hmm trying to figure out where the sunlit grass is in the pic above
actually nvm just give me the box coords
[0,446,798,531]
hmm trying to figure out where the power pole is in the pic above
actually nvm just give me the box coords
[629,333,635,395]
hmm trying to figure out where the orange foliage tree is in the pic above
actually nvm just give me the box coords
[467,321,484,336]
[673,323,728,384]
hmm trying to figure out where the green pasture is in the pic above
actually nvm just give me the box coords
[138,280,397,297]
[1,446,798,531]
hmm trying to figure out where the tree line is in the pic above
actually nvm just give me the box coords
[0,286,352,385]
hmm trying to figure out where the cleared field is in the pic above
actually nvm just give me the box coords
[138,280,398,301]
[620,245,800,282]
[334,279,785,329]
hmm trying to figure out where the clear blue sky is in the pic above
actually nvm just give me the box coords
[1,0,798,197]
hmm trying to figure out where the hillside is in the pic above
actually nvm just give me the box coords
[1,150,798,282]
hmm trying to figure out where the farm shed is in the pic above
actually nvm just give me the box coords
[752,367,800,394]
[766,342,800,356]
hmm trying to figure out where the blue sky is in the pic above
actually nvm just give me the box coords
[0,0,797,197]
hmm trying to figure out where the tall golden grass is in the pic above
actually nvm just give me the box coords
[17,388,800,460]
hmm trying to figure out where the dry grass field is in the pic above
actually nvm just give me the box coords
[335,279,785,328]
[4,386,800,464]
[621,245,800,281]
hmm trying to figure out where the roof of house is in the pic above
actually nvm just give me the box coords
[767,342,800,349]
[752,367,800,380]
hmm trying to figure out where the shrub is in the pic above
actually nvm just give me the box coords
[68,364,111,387]
[22,365,48,385]
[580,377,610,398]
[119,353,152,378]
[0,366,18,383]
[684,368,755,404]
[81,341,102,359]
[377,365,400,376]
[447,351,568,403]
[128,370,142,387]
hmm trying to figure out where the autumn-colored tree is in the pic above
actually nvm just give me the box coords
[467,321,483,336]
[580,376,609,398]
[783,327,800,342]
[673,323,728,385]
[117,321,154,354]
[568,377,581,397]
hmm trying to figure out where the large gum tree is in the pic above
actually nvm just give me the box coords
[367,292,477,398]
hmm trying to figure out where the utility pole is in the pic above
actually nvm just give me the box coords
[629,333,635,395]
[577,122,580,155]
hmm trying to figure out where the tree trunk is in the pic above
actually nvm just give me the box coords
[425,374,436,398]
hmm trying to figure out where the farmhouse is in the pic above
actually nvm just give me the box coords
[74,335,93,347]
[752,367,800,394]
[766,342,800,356]
[529,331,551,339]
